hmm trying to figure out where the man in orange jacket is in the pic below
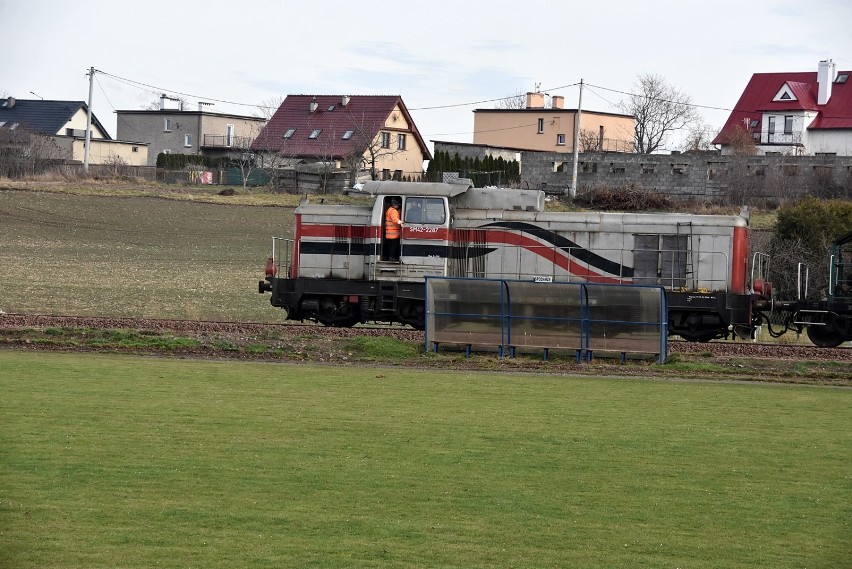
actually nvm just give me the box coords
[384,198,402,261]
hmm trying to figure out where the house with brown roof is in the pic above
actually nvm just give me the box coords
[713,59,852,156]
[251,95,431,181]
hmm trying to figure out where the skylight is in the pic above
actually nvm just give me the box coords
[328,105,336,111]
[836,74,849,84]
[283,128,296,139]
[309,129,322,139]
[342,130,354,140]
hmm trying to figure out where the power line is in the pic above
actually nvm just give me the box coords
[96,69,258,109]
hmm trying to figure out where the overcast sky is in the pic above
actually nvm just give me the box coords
[3,0,850,153]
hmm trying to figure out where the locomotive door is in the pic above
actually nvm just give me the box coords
[400,196,449,275]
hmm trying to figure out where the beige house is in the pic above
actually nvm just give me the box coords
[473,92,635,153]
[0,97,149,166]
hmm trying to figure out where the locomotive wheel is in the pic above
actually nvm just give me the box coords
[316,297,360,327]
[806,324,845,348]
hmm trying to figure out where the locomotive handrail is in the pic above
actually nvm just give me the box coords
[272,237,294,277]
[752,252,770,294]
[828,254,836,297]
[798,262,810,300]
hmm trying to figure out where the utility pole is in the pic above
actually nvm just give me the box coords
[569,78,583,199]
[83,67,94,175]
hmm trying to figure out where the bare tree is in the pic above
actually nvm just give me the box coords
[344,111,404,181]
[680,123,718,153]
[578,129,603,152]
[0,127,62,178]
[495,90,527,109]
[255,96,285,120]
[619,73,700,154]
[725,125,758,156]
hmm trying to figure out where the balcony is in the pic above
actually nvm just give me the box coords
[202,134,254,149]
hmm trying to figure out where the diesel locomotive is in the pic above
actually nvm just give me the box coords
[257,179,791,343]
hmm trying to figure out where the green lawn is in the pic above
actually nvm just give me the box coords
[1,350,849,568]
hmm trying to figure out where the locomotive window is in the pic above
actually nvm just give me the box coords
[405,197,445,225]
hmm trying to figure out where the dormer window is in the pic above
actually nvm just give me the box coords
[773,83,798,102]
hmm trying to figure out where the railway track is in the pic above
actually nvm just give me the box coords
[0,312,849,363]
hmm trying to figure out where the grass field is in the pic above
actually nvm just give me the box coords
[1,350,849,568]
[0,187,295,322]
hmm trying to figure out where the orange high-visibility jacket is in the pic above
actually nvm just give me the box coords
[385,206,401,239]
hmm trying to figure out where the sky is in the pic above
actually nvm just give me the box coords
[2,0,851,153]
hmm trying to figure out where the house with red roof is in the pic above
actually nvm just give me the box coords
[251,95,431,181]
[713,60,852,156]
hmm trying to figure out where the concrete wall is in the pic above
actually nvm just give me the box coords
[433,142,852,202]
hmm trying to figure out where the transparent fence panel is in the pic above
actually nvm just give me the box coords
[585,284,666,357]
[426,278,506,351]
[426,277,667,362]
[504,281,584,351]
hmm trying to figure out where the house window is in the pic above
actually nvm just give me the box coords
[132,146,138,153]
[164,118,172,132]
[226,124,235,146]
[380,132,390,148]
[537,118,544,133]
[784,116,794,135]
[283,128,296,139]
[397,133,406,150]
[768,116,776,133]
[184,134,192,147]
[382,168,390,180]
[309,128,322,139]
[342,130,354,140]
[556,134,566,146]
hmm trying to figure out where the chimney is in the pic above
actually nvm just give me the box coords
[817,59,836,105]
[551,95,564,109]
[160,94,167,111]
[309,97,318,112]
[5,96,15,108]
[341,95,350,107]
[525,91,545,109]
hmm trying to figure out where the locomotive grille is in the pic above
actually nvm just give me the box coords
[450,229,486,278]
